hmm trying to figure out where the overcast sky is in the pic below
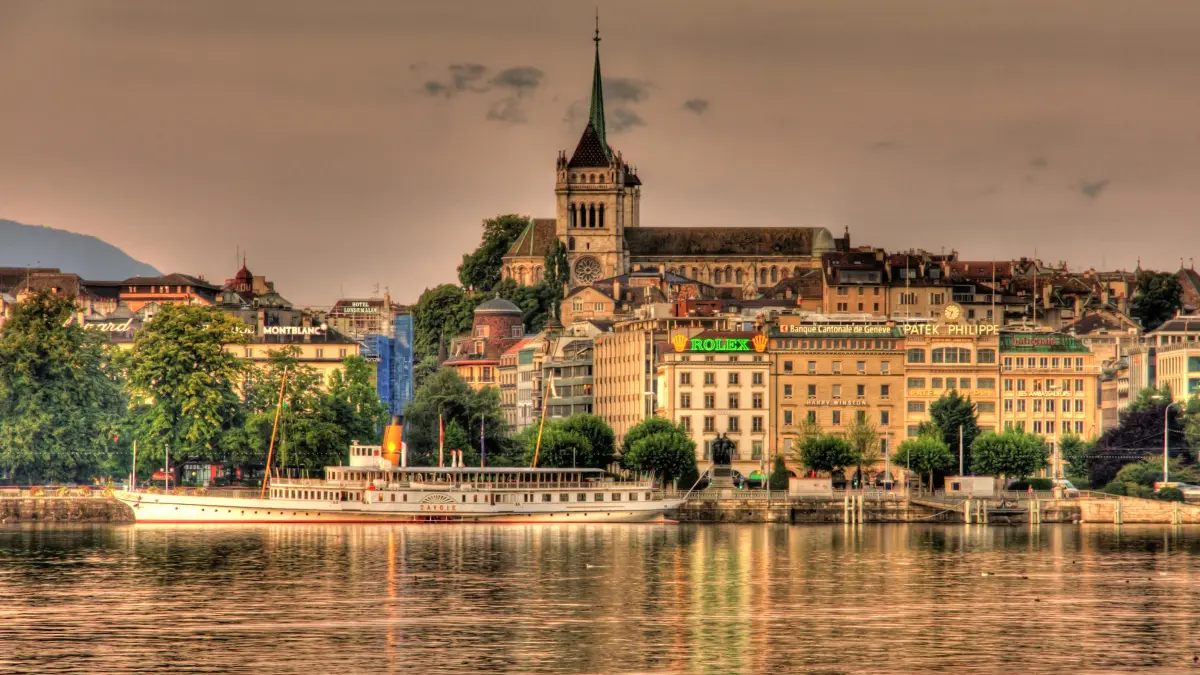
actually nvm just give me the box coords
[3,0,1200,306]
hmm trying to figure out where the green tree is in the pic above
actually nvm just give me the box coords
[493,279,557,333]
[125,304,246,468]
[893,435,954,491]
[543,240,570,320]
[1185,397,1200,452]
[846,419,881,485]
[928,391,980,473]
[457,214,532,293]
[326,355,388,445]
[403,368,513,467]
[0,291,126,483]
[798,434,856,478]
[623,431,697,486]
[621,417,686,456]
[1127,385,1174,413]
[442,419,470,461]
[768,454,790,491]
[558,414,616,468]
[521,423,594,468]
[969,430,1049,479]
[1131,270,1183,332]
[1059,434,1091,477]
[411,284,476,386]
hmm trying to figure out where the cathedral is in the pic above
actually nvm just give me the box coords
[501,26,847,295]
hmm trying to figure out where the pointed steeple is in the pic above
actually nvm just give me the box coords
[589,10,608,153]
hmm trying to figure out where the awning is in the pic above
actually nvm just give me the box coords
[748,471,765,480]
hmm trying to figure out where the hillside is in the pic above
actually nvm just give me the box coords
[0,219,160,280]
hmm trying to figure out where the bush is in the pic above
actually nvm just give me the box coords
[1008,478,1053,491]
[768,455,790,491]
[1101,481,1126,496]
[1156,487,1184,502]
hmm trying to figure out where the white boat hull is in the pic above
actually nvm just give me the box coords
[115,492,684,524]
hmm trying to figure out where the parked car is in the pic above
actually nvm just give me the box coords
[1053,479,1079,498]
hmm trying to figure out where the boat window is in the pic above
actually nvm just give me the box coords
[391,494,395,502]
[646,492,651,500]
[403,494,407,502]
[462,495,467,502]
[542,494,552,502]
[577,494,586,502]
[560,493,569,502]
[612,493,621,502]
[629,493,638,501]
[594,493,604,502]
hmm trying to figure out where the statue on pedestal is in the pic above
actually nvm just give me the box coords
[711,433,733,466]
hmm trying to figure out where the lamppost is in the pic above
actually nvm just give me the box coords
[1152,395,1182,486]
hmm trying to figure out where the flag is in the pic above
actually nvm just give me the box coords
[480,417,486,468]
[438,415,445,468]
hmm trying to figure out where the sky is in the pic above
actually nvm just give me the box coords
[3,0,1200,306]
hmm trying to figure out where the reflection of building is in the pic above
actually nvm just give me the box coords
[902,304,1002,438]
[770,317,903,476]
[444,298,525,391]
[657,330,770,478]
[501,26,846,290]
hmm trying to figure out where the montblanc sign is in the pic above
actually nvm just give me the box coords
[263,326,325,336]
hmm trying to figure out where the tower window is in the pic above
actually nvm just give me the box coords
[771,267,778,282]
[568,236,576,251]
[589,204,596,228]
[598,203,605,228]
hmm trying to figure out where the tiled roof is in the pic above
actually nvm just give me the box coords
[504,218,558,259]
[567,121,611,168]
[119,273,220,290]
[625,227,828,257]
[1151,315,1200,334]
[502,337,534,356]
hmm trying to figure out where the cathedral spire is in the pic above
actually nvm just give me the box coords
[589,10,609,156]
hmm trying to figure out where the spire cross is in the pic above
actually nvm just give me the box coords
[595,8,600,44]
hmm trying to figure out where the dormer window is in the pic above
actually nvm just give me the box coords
[474,325,489,338]
[511,324,522,338]
[475,341,484,354]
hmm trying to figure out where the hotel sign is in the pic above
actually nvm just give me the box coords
[263,326,325,336]
[339,301,378,315]
[672,334,768,353]
[909,389,995,398]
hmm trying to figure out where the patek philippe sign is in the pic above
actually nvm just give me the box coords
[805,399,868,407]
[672,334,768,353]
[902,323,999,336]
[263,325,325,336]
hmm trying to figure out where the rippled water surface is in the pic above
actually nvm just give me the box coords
[3,524,1200,674]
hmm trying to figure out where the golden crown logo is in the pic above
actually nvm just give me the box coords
[671,334,688,353]
[752,334,767,353]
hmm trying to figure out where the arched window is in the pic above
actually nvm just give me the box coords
[534,266,543,281]
[598,203,605,228]
[793,266,801,277]
[588,174,595,184]
[568,237,576,251]
[725,265,733,282]
[668,267,676,275]
[771,267,778,282]
[714,269,722,284]
[588,204,596,228]
[760,268,768,285]
[977,348,996,364]
[735,268,744,284]
[570,173,577,183]
[691,267,698,280]
[781,268,790,279]
[569,204,577,228]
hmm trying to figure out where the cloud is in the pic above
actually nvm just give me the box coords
[487,97,527,124]
[683,98,709,115]
[609,108,645,132]
[490,67,544,96]
[1030,157,1049,168]
[1079,178,1110,199]
[422,63,544,123]
[604,78,650,104]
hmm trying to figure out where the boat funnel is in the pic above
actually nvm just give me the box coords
[383,415,404,467]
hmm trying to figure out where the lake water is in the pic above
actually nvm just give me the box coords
[2,523,1200,674]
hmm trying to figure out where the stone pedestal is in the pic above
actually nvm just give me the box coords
[710,466,734,489]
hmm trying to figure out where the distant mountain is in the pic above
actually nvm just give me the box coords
[0,219,160,280]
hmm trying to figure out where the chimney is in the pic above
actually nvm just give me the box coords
[382,415,404,467]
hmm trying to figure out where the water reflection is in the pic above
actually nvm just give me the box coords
[2,524,1200,674]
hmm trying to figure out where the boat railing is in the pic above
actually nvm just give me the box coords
[272,477,655,491]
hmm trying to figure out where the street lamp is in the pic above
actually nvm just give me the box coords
[1152,395,1182,486]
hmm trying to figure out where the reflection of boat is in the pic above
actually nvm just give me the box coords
[116,442,682,524]
[987,499,1028,518]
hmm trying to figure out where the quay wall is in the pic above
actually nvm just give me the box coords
[1080,496,1200,524]
[675,498,962,523]
[0,497,133,523]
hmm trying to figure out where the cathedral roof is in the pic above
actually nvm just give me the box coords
[624,227,834,258]
[568,121,611,168]
[503,218,557,259]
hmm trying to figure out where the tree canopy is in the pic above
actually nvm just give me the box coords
[796,434,856,477]
[1088,396,1188,487]
[457,214,532,293]
[543,240,570,320]
[620,417,697,486]
[403,368,514,467]
[1131,270,1183,332]
[0,291,126,483]
[969,430,1049,479]
[124,304,247,465]
[893,435,954,490]
[927,391,980,470]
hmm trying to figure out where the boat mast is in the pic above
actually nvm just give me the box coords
[259,367,289,499]
[531,372,553,469]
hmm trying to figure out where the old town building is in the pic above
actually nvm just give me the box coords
[444,298,526,391]
[542,333,596,419]
[118,273,220,313]
[515,333,549,431]
[501,26,846,293]
[1142,314,1200,402]
[657,330,771,480]
[770,316,904,475]
[998,332,1102,475]
[901,304,1003,439]
[326,293,406,339]
[499,337,533,428]
[226,328,361,389]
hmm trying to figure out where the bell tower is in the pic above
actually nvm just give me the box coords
[554,15,641,286]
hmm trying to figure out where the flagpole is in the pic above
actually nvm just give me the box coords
[438,414,445,468]
[480,416,486,468]
[532,373,554,469]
